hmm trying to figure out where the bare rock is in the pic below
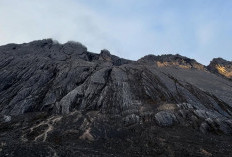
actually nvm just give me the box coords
[155,111,177,127]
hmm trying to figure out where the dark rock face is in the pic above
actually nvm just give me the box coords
[0,39,232,156]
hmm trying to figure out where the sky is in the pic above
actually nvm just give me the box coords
[0,0,232,65]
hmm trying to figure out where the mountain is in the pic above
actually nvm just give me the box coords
[0,39,232,157]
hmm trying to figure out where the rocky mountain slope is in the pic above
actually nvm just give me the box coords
[0,39,232,156]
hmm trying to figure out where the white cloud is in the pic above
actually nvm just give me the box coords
[0,0,157,60]
[0,1,109,49]
[0,0,231,64]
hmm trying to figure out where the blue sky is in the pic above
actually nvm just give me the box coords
[0,0,232,64]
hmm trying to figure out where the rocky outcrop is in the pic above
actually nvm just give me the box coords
[0,39,232,156]
[139,54,205,70]
[207,58,232,79]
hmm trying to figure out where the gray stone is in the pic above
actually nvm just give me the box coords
[155,111,177,127]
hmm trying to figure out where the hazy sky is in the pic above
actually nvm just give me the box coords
[0,0,232,65]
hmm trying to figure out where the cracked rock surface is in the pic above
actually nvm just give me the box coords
[0,39,232,156]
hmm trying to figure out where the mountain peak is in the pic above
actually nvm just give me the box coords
[99,49,111,61]
[208,57,232,79]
